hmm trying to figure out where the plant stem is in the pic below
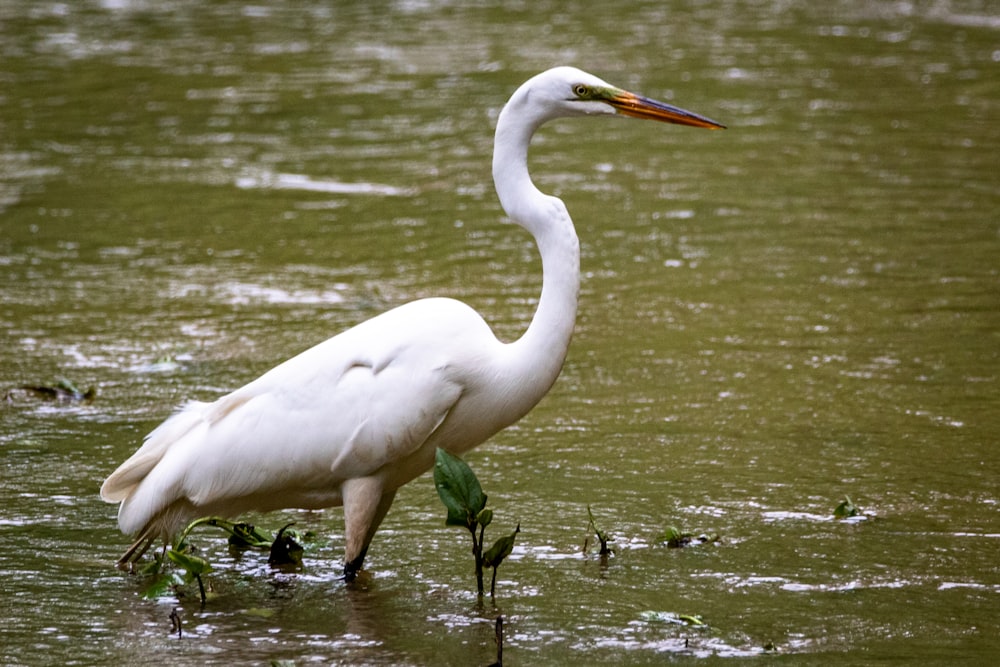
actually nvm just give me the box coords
[174,515,227,549]
[195,574,206,605]
[473,523,485,596]
[493,615,504,667]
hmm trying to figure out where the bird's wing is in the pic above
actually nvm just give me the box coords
[174,342,465,506]
[322,353,466,480]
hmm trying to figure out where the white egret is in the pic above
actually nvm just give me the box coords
[101,66,724,579]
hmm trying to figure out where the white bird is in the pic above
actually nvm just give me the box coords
[101,66,724,579]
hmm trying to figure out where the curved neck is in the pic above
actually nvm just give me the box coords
[491,102,580,407]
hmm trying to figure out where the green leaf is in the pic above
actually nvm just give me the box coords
[477,508,494,529]
[661,525,681,541]
[141,572,185,599]
[677,614,706,626]
[166,549,213,577]
[834,496,859,519]
[639,611,706,626]
[661,525,691,548]
[136,550,164,576]
[483,523,520,569]
[227,521,273,549]
[54,377,82,394]
[434,448,487,530]
[659,524,719,548]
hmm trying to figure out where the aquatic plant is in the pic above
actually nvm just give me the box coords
[433,448,519,598]
[834,496,860,519]
[583,505,614,560]
[138,517,307,603]
[659,525,720,548]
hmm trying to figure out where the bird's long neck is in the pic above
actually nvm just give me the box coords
[492,103,580,407]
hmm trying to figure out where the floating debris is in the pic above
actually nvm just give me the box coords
[660,525,720,548]
[4,377,96,403]
[639,611,707,626]
[834,496,868,523]
[834,496,859,518]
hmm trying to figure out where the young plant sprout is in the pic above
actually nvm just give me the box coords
[584,505,613,559]
[433,448,519,598]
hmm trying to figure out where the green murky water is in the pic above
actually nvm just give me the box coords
[2,2,998,664]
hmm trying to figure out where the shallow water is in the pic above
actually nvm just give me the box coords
[2,1,999,664]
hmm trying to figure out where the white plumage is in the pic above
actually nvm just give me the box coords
[101,66,724,578]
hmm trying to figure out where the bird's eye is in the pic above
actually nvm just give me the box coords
[573,84,590,98]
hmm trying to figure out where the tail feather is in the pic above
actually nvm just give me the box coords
[100,401,207,504]
[101,401,212,550]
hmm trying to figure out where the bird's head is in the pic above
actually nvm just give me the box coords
[512,66,726,130]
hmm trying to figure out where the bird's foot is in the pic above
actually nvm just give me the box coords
[342,555,370,584]
[341,570,373,586]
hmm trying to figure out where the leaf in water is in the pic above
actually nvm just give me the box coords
[639,611,706,626]
[659,524,719,548]
[6,377,96,403]
[661,525,688,548]
[227,521,273,549]
[677,614,706,626]
[434,448,487,530]
[166,549,213,577]
[834,496,859,519]
[268,522,304,567]
[136,550,164,576]
[141,572,185,599]
[483,523,520,569]
[54,377,83,395]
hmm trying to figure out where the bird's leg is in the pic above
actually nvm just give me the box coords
[343,547,368,582]
[341,476,397,581]
[116,524,157,568]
